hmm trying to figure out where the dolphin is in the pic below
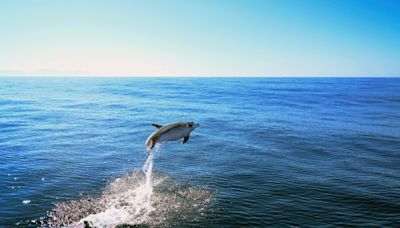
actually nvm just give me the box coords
[145,121,199,152]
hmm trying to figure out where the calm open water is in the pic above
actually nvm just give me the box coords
[0,77,399,227]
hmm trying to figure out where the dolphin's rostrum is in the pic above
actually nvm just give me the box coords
[145,121,199,152]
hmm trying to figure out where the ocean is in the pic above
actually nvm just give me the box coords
[0,77,399,227]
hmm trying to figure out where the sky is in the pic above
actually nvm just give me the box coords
[0,0,399,77]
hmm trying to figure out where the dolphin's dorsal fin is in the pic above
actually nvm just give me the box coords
[152,123,163,129]
[182,135,190,144]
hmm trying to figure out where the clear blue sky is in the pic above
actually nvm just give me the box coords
[0,0,399,76]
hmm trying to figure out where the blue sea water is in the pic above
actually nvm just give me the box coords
[0,77,399,227]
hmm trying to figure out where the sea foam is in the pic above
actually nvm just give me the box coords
[42,146,213,227]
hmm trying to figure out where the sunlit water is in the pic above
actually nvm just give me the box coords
[0,77,399,227]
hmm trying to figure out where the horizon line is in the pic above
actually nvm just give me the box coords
[0,75,399,78]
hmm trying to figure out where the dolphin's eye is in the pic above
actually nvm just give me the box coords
[187,123,193,128]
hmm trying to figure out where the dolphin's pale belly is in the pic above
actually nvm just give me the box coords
[159,127,189,142]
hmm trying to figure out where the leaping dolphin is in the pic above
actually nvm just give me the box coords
[145,122,199,152]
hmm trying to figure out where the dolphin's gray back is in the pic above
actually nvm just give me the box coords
[153,122,185,137]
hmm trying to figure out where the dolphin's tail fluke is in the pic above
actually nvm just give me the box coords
[145,138,156,153]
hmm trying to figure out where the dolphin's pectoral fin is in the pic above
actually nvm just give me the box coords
[151,124,163,129]
[182,135,190,144]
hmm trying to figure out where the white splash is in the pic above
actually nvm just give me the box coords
[77,151,156,227]
[22,200,31,204]
[43,145,213,227]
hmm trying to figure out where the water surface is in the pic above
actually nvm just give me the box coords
[0,77,399,226]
